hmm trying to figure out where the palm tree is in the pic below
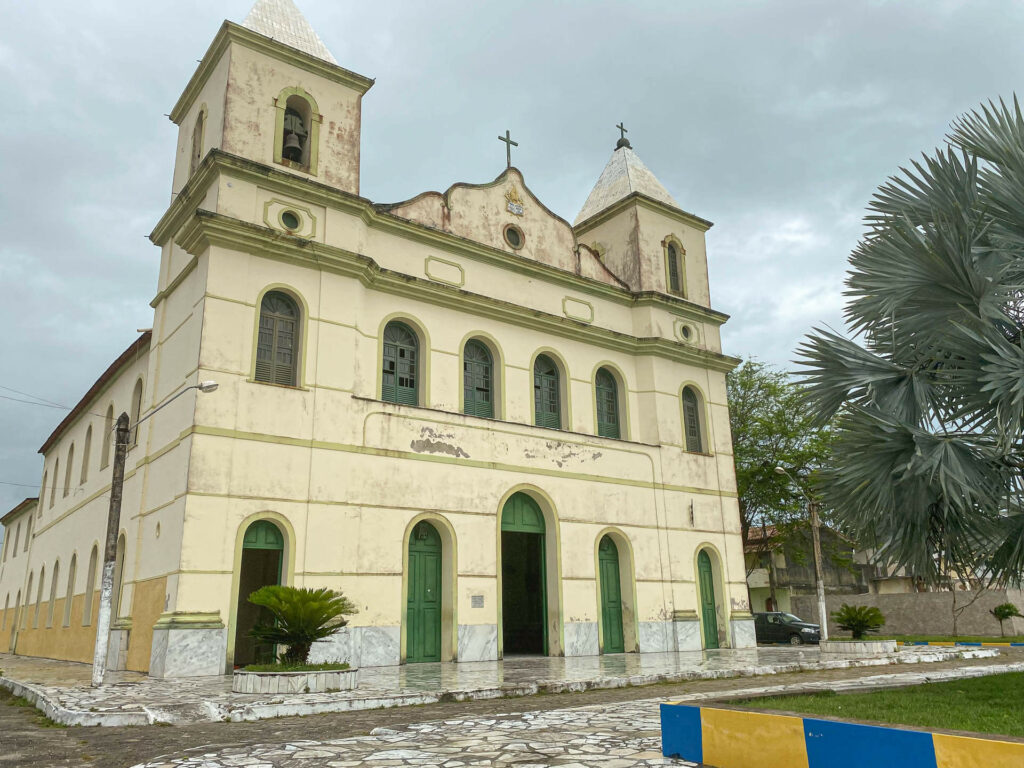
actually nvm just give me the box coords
[797,97,1024,586]
[249,586,358,665]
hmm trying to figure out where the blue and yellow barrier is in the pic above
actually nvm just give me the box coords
[902,640,1024,648]
[660,703,1024,768]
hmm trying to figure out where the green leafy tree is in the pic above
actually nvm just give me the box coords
[727,359,836,607]
[832,604,886,640]
[248,585,358,665]
[798,97,1024,586]
[990,602,1022,637]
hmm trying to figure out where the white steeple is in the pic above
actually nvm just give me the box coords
[574,142,679,226]
[242,0,338,64]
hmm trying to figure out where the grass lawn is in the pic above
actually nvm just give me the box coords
[740,671,1024,738]
[876,634,1024,644]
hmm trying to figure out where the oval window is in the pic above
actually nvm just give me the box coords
[281,210,300,230]
[504,224,524,249]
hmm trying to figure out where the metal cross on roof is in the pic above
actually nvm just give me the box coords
[616,122,628,140]
[498,129,518,169]
[615,122,632,149]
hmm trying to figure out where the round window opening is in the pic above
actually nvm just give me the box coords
[504,224,524,249]
[681,325,693,340]
[281,210,301,230]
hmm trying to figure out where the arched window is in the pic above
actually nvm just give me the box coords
[63,444,74,497]
[113,534,126,617]
[39,473,47,513]
[130,379,144,446]
[33,565,45,628]
[83,545,98,626]
[682,386,704,453]
[21,574,32,629]
[189,110,205,177]
[382,322,419,405]
[64,554,76,627]
[47,560,60,627]
[49,461,58,508]
[255,291,300,386]
[1,529,7,563]
[1,593,7,630]
[595,367,621,439]
[81,426,92,484]
[666,242,685,297]
[101,405,114,469]
[23,516,31,552]
[533,355,561,429]
[463,340,494,418]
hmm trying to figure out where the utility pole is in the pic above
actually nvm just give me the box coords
[92,412,129,686]
[808,499,829,641]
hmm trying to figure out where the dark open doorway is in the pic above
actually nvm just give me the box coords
[233,520,283,667]
[500,492,547,655]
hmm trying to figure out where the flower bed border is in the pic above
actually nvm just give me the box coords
[232,667,359,694]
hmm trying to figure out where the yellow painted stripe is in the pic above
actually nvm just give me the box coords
[933,733,1024,768]
[702,708,809,768]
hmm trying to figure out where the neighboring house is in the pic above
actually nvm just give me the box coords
[0,499,38,653]
[0,0,753,676]
[744,525,875,613]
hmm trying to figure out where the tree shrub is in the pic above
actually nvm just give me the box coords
[248,585,358,665]
[991,603,1022,637]
[832,604,885,640]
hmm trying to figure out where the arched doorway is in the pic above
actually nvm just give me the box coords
[598,536,625,653]
[501,493,547,655]
[406,521,442,662]
[697,549,719,649]
[233,520,284,666]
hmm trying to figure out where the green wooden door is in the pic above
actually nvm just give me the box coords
[697,550,719,649]
[235,521,284,666]
[407,521,442,662]
[598,536,625,653]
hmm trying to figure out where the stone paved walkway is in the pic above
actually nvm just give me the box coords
[129,660,1024,768]
[0,646,997,727]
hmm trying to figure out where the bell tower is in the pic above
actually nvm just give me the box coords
[167,0,373,197]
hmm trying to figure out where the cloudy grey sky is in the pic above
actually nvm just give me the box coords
[0,0,1020,513]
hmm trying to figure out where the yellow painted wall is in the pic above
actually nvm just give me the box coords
[126,576,167,672]
[8,593,99,664]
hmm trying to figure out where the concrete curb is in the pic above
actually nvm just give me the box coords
[0,646,1001,727]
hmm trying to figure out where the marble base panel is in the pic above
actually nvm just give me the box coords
[564,621,599,657]
[673,620,702,652]
[458,624,498,662]
[310,626,401,668]
[149,627,228,678]
[106,629,129,671]
[637,621,674,653]
[731,618,757,649]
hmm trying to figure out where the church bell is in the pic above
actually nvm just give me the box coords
[283,132,303,161]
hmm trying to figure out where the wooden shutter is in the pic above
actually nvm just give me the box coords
[533,356,561,429]
[463,341,494,418]
[255,292,299,386]
[683,388,702,452]
[595,368,620,439]
[382,322,418,405]
[667,244,681,294]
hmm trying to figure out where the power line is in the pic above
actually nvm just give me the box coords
[0,384,68,409]
[0,394,70,410]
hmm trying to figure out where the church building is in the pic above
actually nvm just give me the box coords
[0,0,753,677]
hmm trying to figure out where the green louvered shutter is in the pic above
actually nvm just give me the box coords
[533,355,561,429]
[667,243,682,295]
[255,292,299,386]
[683,387,702,452]
[382,322,419,405]
[463,340,494,418]
[595,367,620,439]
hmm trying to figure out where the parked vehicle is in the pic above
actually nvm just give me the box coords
[753,611,820,645]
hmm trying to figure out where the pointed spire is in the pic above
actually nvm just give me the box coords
[242,0,337,64]
[574,142,679,226]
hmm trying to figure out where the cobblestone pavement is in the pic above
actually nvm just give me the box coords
[130,659,1024,768]
[0,645,997,726]
[2,649,1021,768]
[135,700,691,768]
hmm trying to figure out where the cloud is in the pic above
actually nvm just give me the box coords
[2,0,1022,512]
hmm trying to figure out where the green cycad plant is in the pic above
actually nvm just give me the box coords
[991,602,1022,637]
[832,604,886,640]
[248,585,358,665]
[797,96,1024,587]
